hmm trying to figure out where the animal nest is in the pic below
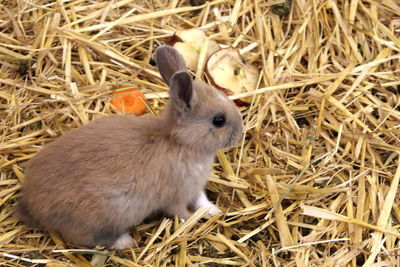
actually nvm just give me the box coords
[1,0,400,266]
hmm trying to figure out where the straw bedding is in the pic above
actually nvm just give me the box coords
[1,0,400,266]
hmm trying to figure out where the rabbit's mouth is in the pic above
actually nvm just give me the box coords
[225,130,242,148]
[225,133,233,148]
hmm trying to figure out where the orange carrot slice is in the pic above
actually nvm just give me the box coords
[111,88,146,115]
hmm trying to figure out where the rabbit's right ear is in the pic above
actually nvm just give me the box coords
[169,71,195,115]
[155,45,188,85]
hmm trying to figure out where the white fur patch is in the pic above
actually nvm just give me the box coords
[111,233,135,250]
[194,191,222,217]
[207,204,222,217]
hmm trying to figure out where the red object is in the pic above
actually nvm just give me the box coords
[111,88,146,115]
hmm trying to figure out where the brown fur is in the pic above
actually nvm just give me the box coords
[15,46,243,248]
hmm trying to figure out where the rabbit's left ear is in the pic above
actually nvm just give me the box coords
[169,71,195,114]
[155,45,188,86]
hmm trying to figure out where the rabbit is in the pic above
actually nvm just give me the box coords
[15,45,244,250]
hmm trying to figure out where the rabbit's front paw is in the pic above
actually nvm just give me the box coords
[111,233,135,250]
[206,203,222,218]
[193,190,222,218]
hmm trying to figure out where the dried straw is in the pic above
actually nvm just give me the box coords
[1,0,400,266]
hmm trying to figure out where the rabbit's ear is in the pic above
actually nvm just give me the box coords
[169,71,195,114]
[155,45,188,85]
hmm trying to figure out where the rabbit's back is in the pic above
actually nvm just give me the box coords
[22,114,157,191]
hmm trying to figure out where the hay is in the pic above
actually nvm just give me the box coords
[1,0,400,266]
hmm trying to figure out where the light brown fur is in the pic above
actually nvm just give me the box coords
[15,46,243,249]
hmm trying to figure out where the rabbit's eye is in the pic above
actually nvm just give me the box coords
[212,113,226,127]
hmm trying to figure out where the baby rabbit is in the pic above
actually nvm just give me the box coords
[15,45,243,250]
